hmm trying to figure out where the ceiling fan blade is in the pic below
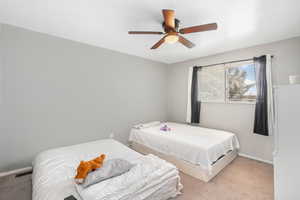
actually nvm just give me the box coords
[178,36,195,48]
[179,23,218,34]
[128,31,164,35]
[162,9,175,29]
[151,36,167,49]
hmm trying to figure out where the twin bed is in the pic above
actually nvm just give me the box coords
[129,122,239,182]
[32,122,239,199]
[32,139,182,200]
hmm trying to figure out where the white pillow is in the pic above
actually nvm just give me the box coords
[134,121,161,129]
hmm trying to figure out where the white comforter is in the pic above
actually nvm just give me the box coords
[76,154,182,200]
[32,139,182,200]
[129,122,240,171]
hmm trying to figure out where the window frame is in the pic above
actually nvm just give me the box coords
[199,60,257,105]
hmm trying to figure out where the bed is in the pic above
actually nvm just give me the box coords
[32,139,182,200]
[129,122,240,182]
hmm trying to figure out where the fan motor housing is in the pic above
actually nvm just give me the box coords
[162,18,180,32]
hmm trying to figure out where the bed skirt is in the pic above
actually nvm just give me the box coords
[130,141,238,182]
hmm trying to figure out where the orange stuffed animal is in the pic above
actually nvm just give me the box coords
[75,154,106,184]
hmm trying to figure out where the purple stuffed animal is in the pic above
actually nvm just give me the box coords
[160,124,171,132]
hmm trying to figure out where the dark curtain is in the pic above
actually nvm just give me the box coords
[253,55,269,136]
[191,66,201,123]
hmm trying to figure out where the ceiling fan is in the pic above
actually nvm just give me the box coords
[128,9,218,49]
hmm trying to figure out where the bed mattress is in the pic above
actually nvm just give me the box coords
[129,122,240,171]
[32,139,181,200]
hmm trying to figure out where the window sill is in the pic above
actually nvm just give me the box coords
[227,101,256,105]
[201,101,256,105]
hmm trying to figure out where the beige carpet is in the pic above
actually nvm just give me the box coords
[175,156,274,200]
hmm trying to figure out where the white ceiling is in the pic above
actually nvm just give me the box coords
[1,0,300,64]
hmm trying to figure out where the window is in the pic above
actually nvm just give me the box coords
[198,64,225,103]
[198,61,257,103]
[226,61,257,102]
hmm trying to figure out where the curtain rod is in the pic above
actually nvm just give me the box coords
[195,55,274,68]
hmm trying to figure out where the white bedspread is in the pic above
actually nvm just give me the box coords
[129,122,240,171]
[76,154,182,200]
[32,139,182,200]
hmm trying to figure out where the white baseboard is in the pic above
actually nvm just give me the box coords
[0,166,33,178]
[238,153,273,165]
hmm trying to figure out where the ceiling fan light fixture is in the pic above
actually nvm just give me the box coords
[164,34,179,44]
[128,9,217,49]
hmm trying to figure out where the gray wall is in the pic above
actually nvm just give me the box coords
[167,37,300,162]
[0,24,167,171]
